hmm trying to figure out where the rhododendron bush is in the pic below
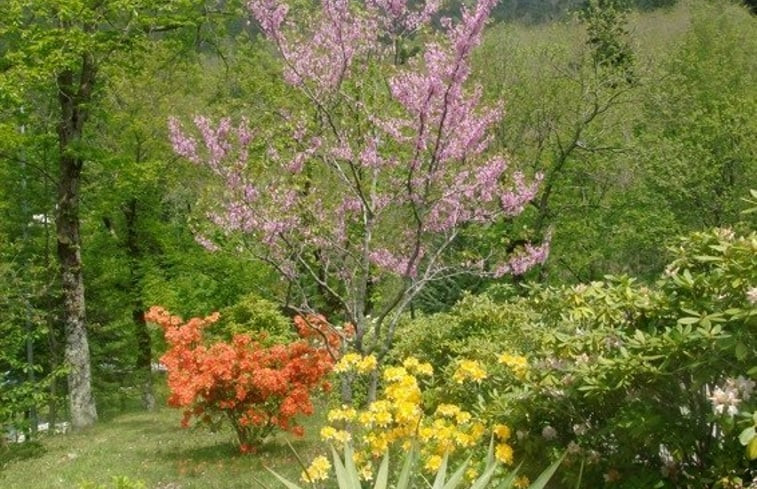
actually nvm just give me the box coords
[168,0,547,396]
[146,307,337,452]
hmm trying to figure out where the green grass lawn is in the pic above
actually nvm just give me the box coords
[0,407,325,489]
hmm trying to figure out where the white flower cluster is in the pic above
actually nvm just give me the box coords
[708,376,755,417]
[747,286,757,305]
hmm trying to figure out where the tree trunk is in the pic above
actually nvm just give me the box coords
[56,55,98,429]
[124,198,155,410]
[57,153,97,428]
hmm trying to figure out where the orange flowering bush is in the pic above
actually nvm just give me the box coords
[146,306,336,453]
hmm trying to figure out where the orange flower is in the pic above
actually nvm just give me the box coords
[151,305,335,453]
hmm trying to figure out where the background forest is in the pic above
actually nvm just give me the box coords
[0,0,755,488]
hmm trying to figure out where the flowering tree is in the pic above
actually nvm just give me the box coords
[169,0,548,398]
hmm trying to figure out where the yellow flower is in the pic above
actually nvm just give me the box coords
[498,353,528,379]
[495,443,514,465]
[301,455,331,482]
[436,404,461,417]
[455,410,472,424]
[493,423,511,441]
[403,357,420,370]
[383,366,409,382]
[327,406,358,423]
[368,433,389,457]
[359,464,374,481]
[334,353,361,373]
[514,475,530,489]
[368,400,391,414]
[333,429,352,444]
[352,451,365,465]
[395,401,420,424]
[465,467,479,481]
[358,411,374,427]
[452,359,488,384]
[374,410,393,427]
[454,431,474,448]
[470,422,486,440]
[357,355,378,373]
[419,426,434,442]
[424,454,443,473]
[415,362,434,376]
[320,426,337,441]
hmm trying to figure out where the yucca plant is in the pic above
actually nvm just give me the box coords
[261,439,564,489]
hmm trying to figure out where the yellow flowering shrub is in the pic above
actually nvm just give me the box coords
[321,355,516,480]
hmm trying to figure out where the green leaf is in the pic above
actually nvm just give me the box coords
[265,468,305,489]
[677,317,700,325]
[441,456,471,489]
[495,463,523,489]
[736,342,748,361]
[748,437,757,461]
[373,452,389,489]
[432,453,449,489]
[469,459,499,489]
[331,446,352,489]
[738,426,755,446]
[396,447,416,489]
[343,444,361,488]
[528,452,566,489]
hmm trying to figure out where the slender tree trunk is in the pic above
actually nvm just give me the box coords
[56,55,98,429]
[123,198,155,410]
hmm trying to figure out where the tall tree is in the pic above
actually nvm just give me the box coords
[0,0,213,429]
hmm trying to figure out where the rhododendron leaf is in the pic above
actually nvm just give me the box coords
[739,426,755,446]
[748,437,757,461]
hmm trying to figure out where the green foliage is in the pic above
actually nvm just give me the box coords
[581,0,635,82]
[395,227,757,487]
[0,232,60,432]
[471,0,755,284]
[638,0,757,230]
[214,293,293,345]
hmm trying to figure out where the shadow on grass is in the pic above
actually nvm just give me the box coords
[157,441,240,463]
[156,436,304,465]
[0,441,46,468]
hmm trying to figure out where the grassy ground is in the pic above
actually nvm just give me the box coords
[0,407,325,489]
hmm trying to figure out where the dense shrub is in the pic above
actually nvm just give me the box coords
[146,307,339,452]
[393,228,757,487]
[215,293,293,345]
